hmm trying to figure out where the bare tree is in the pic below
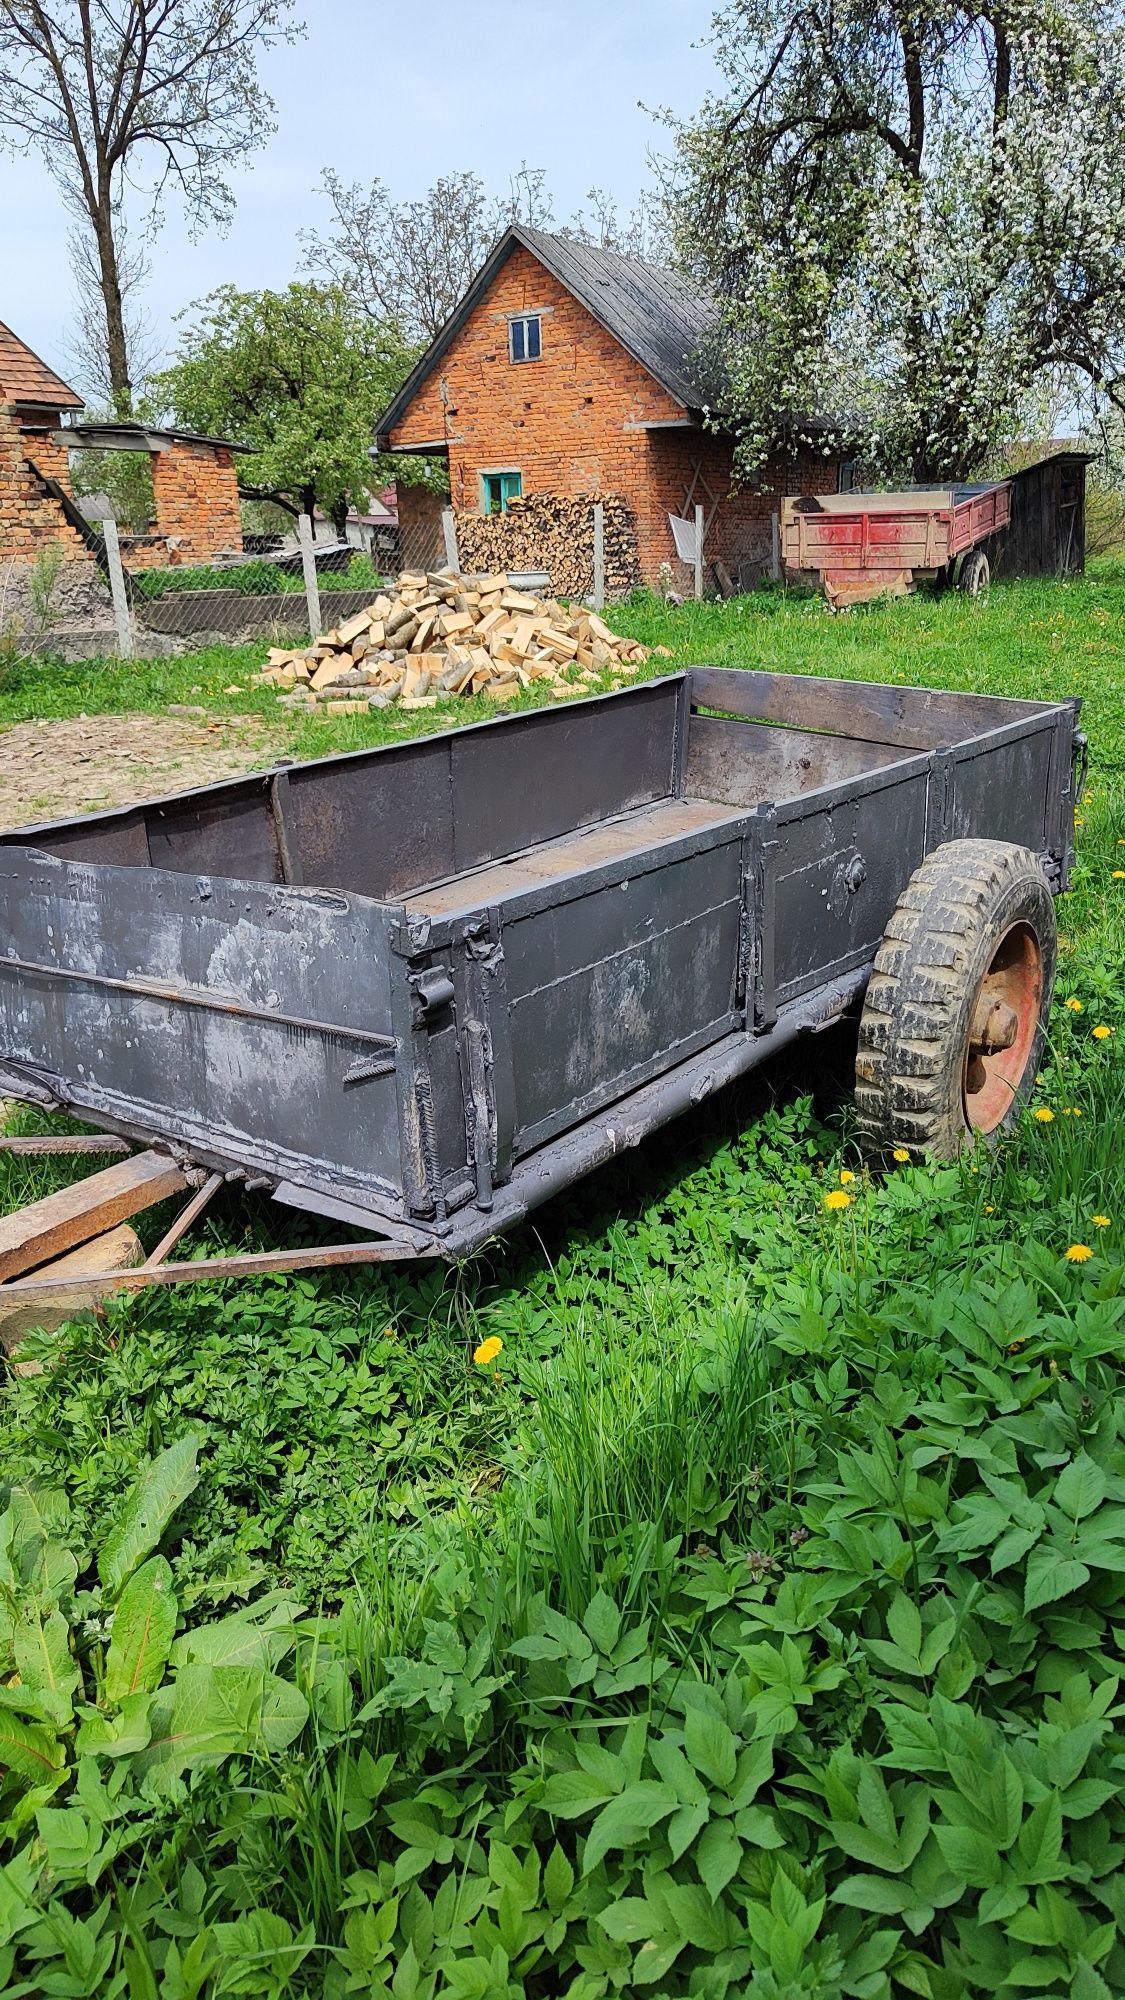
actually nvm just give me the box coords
[303,166,668,346]
[303,164,555,344]
[63,214,160,405]
[561,186,667,261]
[0,1,302,413]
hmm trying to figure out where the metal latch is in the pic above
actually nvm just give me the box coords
[1073,729,1089,806]
[410,966,455,1025]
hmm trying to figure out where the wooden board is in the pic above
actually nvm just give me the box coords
[688,667,1047,755]
[0,1149,187,1282]
[0,1223,143,1354]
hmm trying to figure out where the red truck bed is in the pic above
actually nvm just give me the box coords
[781,482,1011,606]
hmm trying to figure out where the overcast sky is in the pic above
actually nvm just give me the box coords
[1,0,720,389]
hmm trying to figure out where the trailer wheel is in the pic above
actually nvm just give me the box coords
[959,549,990,595]
[855,839,1056,1161]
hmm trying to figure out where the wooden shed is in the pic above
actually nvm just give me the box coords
[995,448,1093,579]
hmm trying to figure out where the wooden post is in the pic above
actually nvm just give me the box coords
[441,506,459,573]
[101,517,133,657]
[694,504,704,601]
[297,512,322,639]
[771,510,781,581]
[592,500,605,610]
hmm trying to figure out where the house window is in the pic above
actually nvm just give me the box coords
[482,470,522,515]
[837,458,858,494]
[509,315,541,363]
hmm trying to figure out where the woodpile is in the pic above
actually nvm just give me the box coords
[454,493,639,601]
[255,568,656,714]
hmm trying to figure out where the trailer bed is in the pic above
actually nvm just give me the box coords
[0,669,1080,1268]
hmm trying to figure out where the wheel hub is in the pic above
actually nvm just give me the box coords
[963,923,1042,1132]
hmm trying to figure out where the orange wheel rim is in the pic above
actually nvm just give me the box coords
[962,922,1042,1134]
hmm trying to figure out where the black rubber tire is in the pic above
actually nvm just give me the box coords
[960,549,990,595]
[855,839,1057,1161]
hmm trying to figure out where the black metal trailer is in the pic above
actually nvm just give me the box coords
[0,669,1082,1297]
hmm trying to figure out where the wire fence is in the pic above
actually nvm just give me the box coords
[4,495,651,661]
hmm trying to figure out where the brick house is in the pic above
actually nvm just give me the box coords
[0,317,247,576]
[375,227,846,590]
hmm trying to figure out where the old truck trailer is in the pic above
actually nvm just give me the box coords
[0,668,1082,1299]
[782,484,1012,606]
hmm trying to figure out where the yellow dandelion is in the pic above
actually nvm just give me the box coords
[1065,1244,1093,1263]
[824,1189,852,1211]
[839,1168,856,1184]
[1075,816,1085,827]
[1114,871,1125,881]
[892,1148,910,1163]
[1064,997,1084,1012]
[1093,1214,1110,1228]
[1093,1025,1113,1040]
[1034,1107,1054,1122]
[984,1204,994,1214]
[473,1335,503,1366]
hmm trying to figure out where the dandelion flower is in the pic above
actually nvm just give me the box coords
[1093,1025,1113,1040]
[892,1148,910,1163]
[1114,869,1125,879]
[1065,1244,1093,1263]
[1034,1106,1054,1122]
[839,1168,856,1184]
[1064,997,1084,1012]
[473,1335,503,1365]
[824,1189,852,1211]
[1093,1214,1110,1228]
[984,1204,994,1214]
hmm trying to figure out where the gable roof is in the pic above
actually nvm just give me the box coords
[375,226,720,444]
[0,320,83,411]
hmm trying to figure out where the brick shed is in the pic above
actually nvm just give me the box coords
[0,317,89,564]
[0,317,249,576]
[375,227,846,590]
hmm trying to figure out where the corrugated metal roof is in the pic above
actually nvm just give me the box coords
[376,226,720,443]
[0,320,84,410]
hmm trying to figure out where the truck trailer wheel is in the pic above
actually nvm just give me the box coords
[855,839,1056,1161]
[959,549,990,595]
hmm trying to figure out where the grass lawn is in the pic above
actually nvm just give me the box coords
[2,568,1125,1998]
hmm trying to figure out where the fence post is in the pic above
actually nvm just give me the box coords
[101,518,133,658]
[441,506,459,573]
[771,509,781,581]
[694,504,704,601]
[297,512,322,639]
[591,501,605,610]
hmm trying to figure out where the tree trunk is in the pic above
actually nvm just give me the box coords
[331,498,349,539]
[92,201,133,416]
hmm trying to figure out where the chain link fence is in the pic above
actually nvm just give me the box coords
[3,494,641,662]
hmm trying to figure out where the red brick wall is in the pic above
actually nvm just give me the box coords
[388,240,844,589]
[0,405,88,561]
[389,242,684,519]
[396,482,446,570]
[641,432,840,588]
[151,441,243,563]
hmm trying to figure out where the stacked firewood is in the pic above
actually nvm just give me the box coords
[454,494,639,601]
[255,570,656,714]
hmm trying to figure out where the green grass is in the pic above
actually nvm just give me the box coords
[2,570,1125,1996]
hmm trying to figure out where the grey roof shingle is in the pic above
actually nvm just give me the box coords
[375,226,720,443]
[514,228,718,410]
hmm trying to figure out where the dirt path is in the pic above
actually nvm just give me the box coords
[0,711,286,830]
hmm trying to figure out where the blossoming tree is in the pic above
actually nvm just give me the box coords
[672,1,1125,483]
